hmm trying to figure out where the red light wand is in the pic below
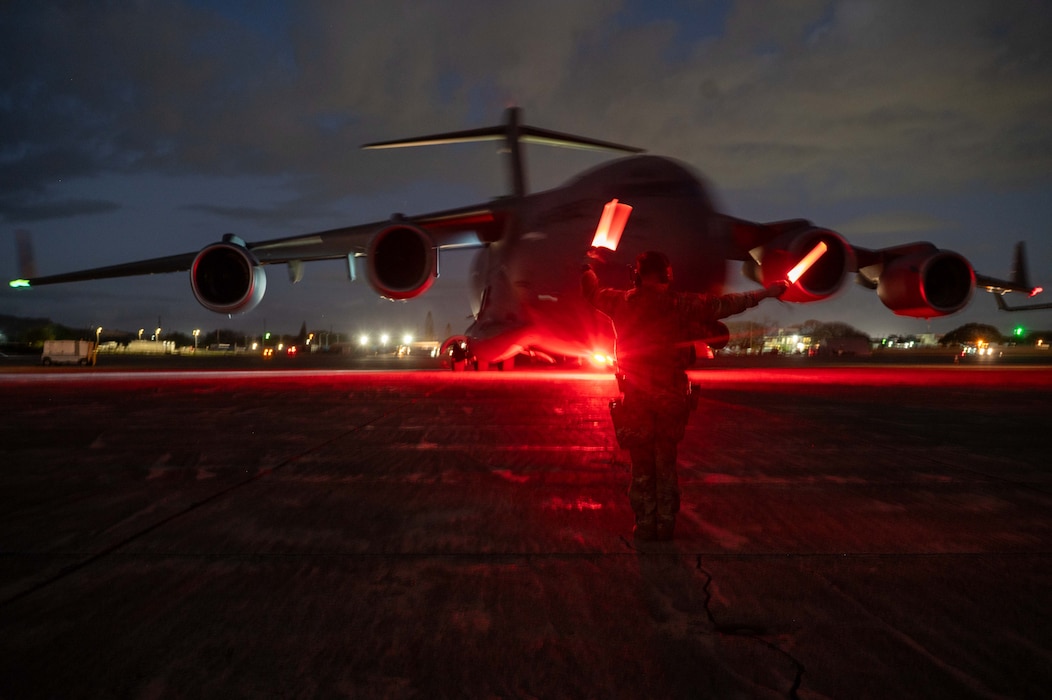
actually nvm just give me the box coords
[786,241,828,285]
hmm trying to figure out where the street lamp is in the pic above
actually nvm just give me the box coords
[138,328,144,341]
[96,326,102,344]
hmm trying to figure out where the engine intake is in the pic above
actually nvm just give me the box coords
[191,241,266,314]
[367,224,437,300]
[877,250,975,317]
[745,227,854,303]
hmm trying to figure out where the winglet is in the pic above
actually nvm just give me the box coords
[1011,241,1032,292]
[362,108,644,198]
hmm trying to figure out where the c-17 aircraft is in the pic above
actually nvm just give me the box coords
[10,108,1043,367]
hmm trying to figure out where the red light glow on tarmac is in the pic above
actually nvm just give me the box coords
[3,366,1050,394]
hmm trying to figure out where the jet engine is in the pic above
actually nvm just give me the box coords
[744,227,854,303]
[191,239,267,314]
[366,224,437,300]
[876,249,975,317]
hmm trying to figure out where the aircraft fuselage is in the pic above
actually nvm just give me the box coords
[464,155,729,364]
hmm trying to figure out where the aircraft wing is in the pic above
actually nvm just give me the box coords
[12,203,496,287]
[720,215,1042,317]
[11,202,499,312]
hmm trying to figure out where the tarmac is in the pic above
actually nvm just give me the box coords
[0,359,1049,698]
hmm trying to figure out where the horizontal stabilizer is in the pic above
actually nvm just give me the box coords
[362,108,644,154]
[363,107,643,197]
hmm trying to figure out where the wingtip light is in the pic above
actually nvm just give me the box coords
[9,279,31,289]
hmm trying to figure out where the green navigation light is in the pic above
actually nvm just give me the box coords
[9,279,31,288]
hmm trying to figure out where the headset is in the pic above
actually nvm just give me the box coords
[633,251,673,287]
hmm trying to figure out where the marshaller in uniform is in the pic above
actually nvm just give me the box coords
[582,250,788,541]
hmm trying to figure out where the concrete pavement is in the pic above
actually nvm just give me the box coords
[1,365,1049,698]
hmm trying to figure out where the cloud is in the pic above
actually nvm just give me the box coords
[4,0,1050,211]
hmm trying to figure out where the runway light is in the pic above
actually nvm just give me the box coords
[590,198,632,251]
[787,241,828,284]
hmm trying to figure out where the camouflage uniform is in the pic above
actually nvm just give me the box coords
[582,265,771,540]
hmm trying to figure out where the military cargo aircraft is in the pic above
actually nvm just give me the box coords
[10,108,1041,367]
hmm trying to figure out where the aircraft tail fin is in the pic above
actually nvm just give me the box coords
[15,229,37,279]
[362,108,644,198]
[1011,241,1031,291]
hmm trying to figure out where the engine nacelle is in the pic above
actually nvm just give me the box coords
[744,227,855,303]
[191,241,266,314]
[877,250,975,317]
[366,224,437,300]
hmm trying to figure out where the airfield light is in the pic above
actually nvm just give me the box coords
[786,241,828,284]
[1014,326,1026,338]
[590,198,633,251]
[380,333,390,346]
[360,334,370,346]
[402,334,413,345]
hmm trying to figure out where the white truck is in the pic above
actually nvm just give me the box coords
[41,340,97,366]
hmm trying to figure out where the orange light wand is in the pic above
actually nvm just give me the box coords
[787,241,828,284]
[590,199,633,251]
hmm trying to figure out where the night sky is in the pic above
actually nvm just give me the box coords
[3,1,1051,341]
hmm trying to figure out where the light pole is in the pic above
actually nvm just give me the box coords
[138,328,144,341]
[193,329,200,350]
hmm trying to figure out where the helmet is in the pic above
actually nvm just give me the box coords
[634,250,673,287]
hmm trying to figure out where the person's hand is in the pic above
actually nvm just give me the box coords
[586,246,611,264]
[766,280,789,298]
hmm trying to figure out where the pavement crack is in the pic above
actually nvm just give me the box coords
[696,555,806,699]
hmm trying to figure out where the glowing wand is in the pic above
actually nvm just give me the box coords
[786,241,828,284]
[590,198,633,251]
